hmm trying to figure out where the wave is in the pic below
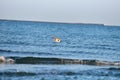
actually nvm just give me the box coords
[0,72,36,76]
[0,42,118,51]
[0,68,120,77]
[0,49,11,52]
[0,48,102,57]
[6,56,120,66]
[107,67,120,70]
[0,49,53,55]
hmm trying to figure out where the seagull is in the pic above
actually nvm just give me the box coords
[51,36,61,43]
[54,37,61,43]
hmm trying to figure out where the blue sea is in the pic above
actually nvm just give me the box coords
[0,20,120,80]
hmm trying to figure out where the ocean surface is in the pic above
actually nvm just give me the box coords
[0,20,120,80]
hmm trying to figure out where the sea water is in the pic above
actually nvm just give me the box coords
[0,20,120,80]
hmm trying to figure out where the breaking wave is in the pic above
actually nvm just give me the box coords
[5,56,120,66]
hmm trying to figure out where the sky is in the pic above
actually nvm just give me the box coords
[0,0,120,26]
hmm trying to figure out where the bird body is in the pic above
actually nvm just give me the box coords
[53,37,61,43]
[51,35,61,43]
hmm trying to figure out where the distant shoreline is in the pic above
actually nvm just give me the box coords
[0,19,105,26]
[0,19,120,27]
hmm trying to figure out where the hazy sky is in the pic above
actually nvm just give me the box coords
[0,0,120,26]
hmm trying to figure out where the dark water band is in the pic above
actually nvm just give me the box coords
[8,57,120,66]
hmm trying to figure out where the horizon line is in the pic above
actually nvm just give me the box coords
[0,18,119,27]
